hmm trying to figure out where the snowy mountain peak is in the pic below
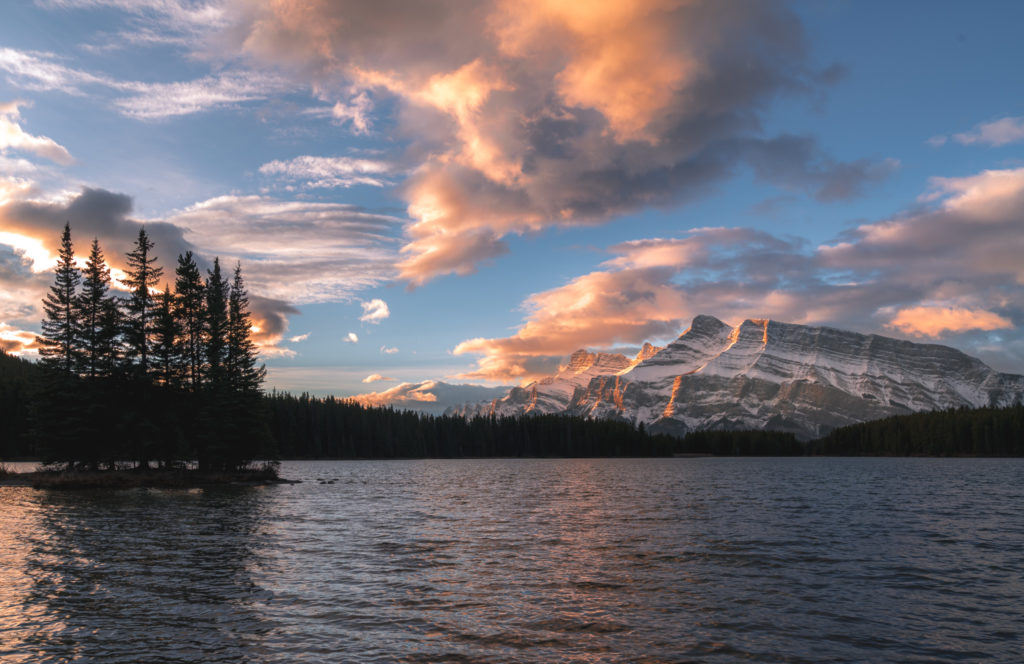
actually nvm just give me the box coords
[457,315,1024,440]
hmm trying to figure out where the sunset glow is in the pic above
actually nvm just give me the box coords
[0,1,1022,391]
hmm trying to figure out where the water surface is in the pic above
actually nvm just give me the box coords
[1,458,1021,662]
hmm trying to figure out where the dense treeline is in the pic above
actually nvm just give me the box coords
[808,405,1024,456]
[265,391,678,458]
[28,224,272,471]
[3,347,1023,459]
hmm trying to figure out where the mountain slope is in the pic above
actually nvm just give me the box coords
[460,315,1024,440]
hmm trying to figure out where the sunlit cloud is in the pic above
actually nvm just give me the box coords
[0,101,74,165]
[227,0,887,286]
[380,345,398,354]
[0,322,38,355]
[362,373,395,384]
[259,155,391,189]
[887,306,1013,338]
[343,332,358,343]
[289,332,310,343]
[359,298,389,324]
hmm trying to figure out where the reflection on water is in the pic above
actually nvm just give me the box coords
[1,486,275,663]
[1,458,1022,663]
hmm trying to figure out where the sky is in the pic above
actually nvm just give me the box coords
[1,0,1024,400]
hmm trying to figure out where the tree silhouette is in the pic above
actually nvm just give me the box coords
[174,251,205,391]
[38,223,81,375]
[76,238,119,379]
[122,228,163,378]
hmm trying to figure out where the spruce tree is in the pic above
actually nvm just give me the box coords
[174,251,205,391]
[38,223,81,375]
[153,286,180,388]
[76,238,118,379]
[122,228,163,378]
[203,257,229,388]
[227,262,266,394]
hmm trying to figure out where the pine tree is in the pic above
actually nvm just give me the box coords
[38,223,81,375]
[153,286,180,388]
[76,238,119,379]
[203,257,229,388]
[122,228,163,378]
[174,251,205,391]
[227,262,266,394]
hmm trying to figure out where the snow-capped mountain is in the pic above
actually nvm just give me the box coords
[455,343,662,418]
[455,315,1024,440]
[354,380,511,416]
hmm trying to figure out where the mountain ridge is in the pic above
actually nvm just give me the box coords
[452,315,1024,440]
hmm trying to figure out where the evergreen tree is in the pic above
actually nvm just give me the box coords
[227,262,266,394]
[38,223,81,375]
[76,238,119,379]
[122,228,163,378]
[174,251,205,391]
[153,286,180,388]
[203,257,229,388]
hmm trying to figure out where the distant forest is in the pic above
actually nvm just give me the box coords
[2,223,1023,463]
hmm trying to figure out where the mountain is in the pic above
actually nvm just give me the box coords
[353,380,512,416]
[456,315,1024,440]
[456,342,662,418]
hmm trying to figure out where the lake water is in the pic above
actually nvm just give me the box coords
[1,458,1021,662]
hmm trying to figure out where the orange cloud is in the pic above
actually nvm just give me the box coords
[0,322,38,355]
[888,306,1013,338]
[229,1,867,286]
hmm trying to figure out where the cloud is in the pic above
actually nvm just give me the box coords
[0,187,195,278]
[0,48,294,120]
[113,71,296,120]
[953,116,1024,147]
[454,166,1024,380]
[380,345,398,354]
[887,306,1013,337]
[0,101,74,165]
[343,332,358,343]
[259,155,391,189]
[359,298,389,324]
[289,332,310,343]
[162,194,401,303]
[0,322,38,354]
[362,373,395,384]
[226,0,886,285]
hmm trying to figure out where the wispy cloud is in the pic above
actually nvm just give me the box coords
[362,373,395,384]
[163,194,401,304]
[953,116,1024,147]
[380,345,399,354]
[289,332,310,343]
[343,332,359,343]
[259,155,392,189]
[0,48,294,119]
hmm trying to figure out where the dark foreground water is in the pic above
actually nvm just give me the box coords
[1,458,1022,663]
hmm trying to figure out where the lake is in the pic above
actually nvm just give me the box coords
[1,458,1021,662]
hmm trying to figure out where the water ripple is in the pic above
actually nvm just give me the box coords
[1,458,1023,662]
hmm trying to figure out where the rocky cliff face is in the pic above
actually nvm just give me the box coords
[456,315,1024,440]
